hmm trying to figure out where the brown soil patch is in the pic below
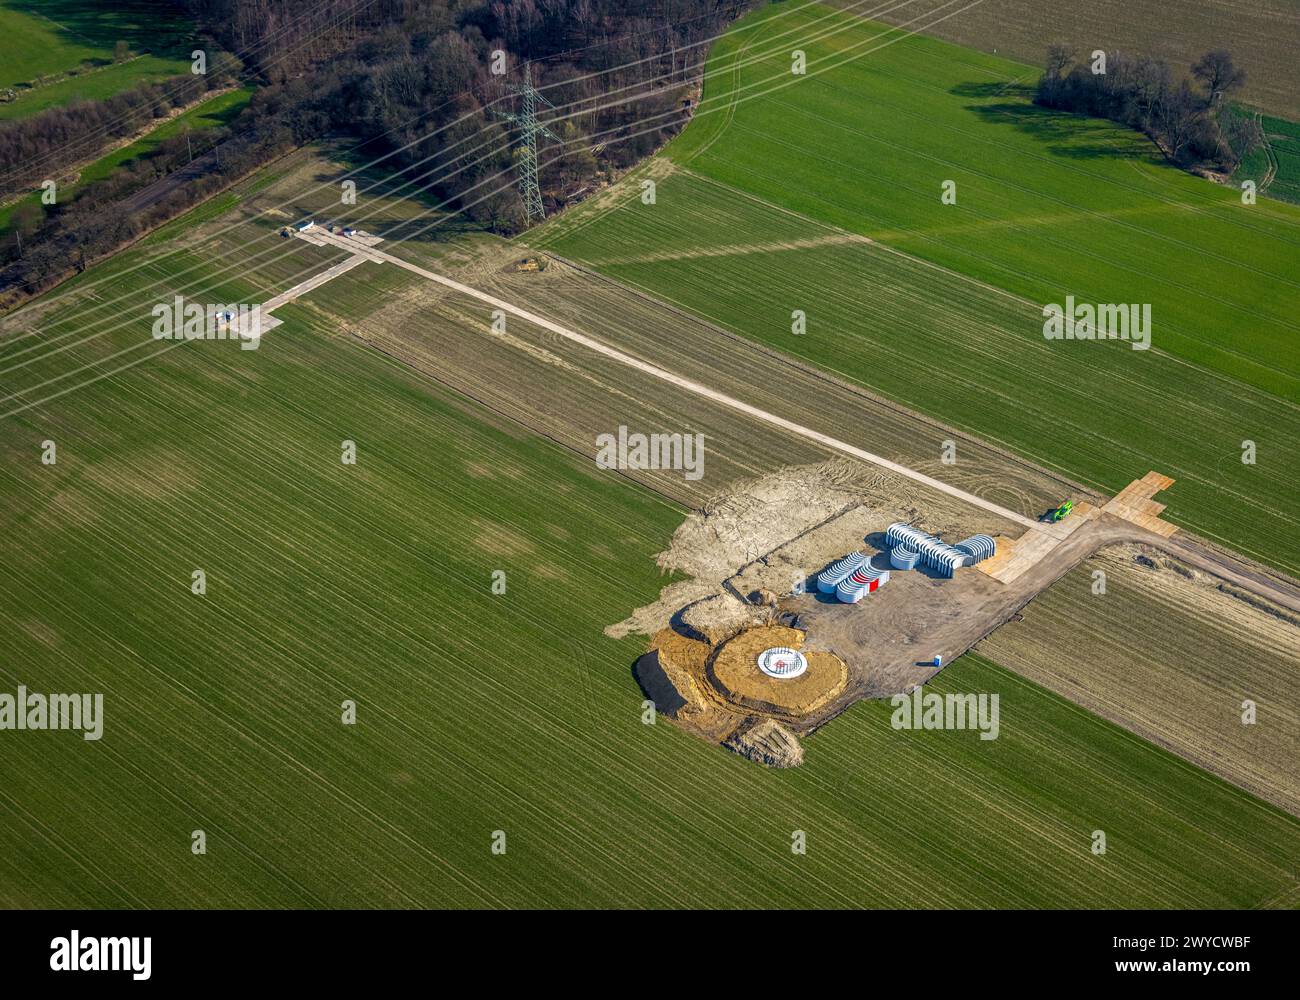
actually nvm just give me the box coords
[725,719,805,768]
[470,520,535,559]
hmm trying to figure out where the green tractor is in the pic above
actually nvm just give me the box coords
[1047,500,1074,523]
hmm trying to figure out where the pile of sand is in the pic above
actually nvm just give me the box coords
[725,719,804,768]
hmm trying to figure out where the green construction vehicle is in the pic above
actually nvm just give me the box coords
[1047,500,1074,523]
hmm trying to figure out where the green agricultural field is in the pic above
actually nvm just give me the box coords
[2,175,1300,908]
[1236,113,1300,205]
[533,3,1300,575]
[859,0,1300,121]
[0,0,196,121]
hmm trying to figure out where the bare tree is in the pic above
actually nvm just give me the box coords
[1037,44,1075,103]
[1153,79,1202,160]
[1130,56,1170,127]
[1191,50,1246,106]
[1043,43,1074,80]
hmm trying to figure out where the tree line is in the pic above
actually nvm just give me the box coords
[1035,46,1262,169]
[0,55,242,191]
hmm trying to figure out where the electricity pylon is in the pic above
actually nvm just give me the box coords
[493,62,560,220]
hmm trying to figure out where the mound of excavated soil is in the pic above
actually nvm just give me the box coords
[708,625,848,718]
[652,627,713,678]
[679,591,764,645]
[725,719,804,768]
[639,629,745,742]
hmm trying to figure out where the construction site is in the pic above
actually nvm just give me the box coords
[132,158,1293,777]
[626,462,1265,767]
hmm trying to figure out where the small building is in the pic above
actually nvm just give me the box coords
[341,226,357,237]
[295,220,315,232]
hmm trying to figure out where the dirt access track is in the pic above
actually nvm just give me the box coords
[297,229,1057,528]
[275,231,1300,637]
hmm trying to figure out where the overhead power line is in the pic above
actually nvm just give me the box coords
[493,62,561,220]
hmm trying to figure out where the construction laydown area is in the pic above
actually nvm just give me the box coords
[623,462,1300,769]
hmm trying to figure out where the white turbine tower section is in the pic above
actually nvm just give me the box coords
[954,534,997,565]
[758,647,808,678]
[890,545,921,570]
[885,523,968,577]
[836,562,889,603]
[817,551,867,593]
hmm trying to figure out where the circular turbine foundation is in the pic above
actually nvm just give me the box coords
[708,625,848,719]
[757,647,808,678]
